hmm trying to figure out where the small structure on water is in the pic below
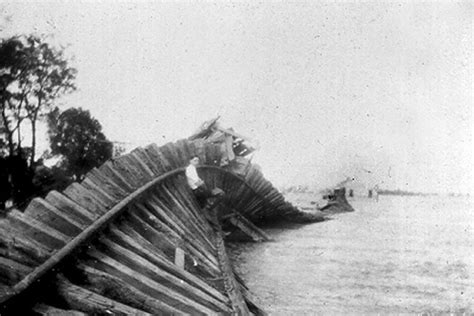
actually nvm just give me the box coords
[319,187,355,213]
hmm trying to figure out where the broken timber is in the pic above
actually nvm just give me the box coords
[0,118,301,314]
[224,212,271,242]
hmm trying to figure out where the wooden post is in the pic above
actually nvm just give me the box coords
[175,247,185,269]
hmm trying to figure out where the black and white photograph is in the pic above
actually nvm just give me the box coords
[0,1,472,314]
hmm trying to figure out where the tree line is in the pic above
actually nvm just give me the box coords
[1,35,118,210]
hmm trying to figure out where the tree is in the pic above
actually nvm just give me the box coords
[0,35,76,209]
[0,36,25,156]
[0,35,77,164]
[48,107,113,180]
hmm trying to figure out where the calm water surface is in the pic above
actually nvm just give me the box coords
[228,195,473,315]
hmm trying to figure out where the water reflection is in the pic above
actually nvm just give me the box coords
[228,195,473,314]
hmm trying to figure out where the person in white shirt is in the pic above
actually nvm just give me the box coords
[185,156,204,190]
[185,156,212,207]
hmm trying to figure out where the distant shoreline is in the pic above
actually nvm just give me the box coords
[378,190,438,197]
[378,190,470,197]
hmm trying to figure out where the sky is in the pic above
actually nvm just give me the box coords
[1,1,472,193]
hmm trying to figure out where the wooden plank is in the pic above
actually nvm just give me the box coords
[177,139,193,161]
[133,202,220,271]
[166,197,216,252]
[229,187,257,209]
[229,214,271,242]
[107,157,143,189]
[191,139,207,164]
[132,202,187,249]
[173,139,193,167]
[204,165,284,221]
[80,178,117,207]
[56,278,152,315]
[185,139,198,157]
[158,142,182,169]
[86,167,129,200]
[0,243,40,268]
[115,155,152,185]
[113,222,220,283]
[224,135,235,162]
[114,223,220,287]
[159,177,214,236]
[45,191,97,225]
[98,237,230,312]
[135,202,191,244]
[210,144,223,166]
[143,195,216,257]
[130,148,161,176]
[148,145,174,171]
[124,153,155,180]
[86,249,218,315]
[6,211,69,249]
[143,143,171,173]
[123,211,221,277]
[0,222,53,265]
[202,143,214,166]
[125,211,181,259]
[32,303,88,315]
[174,247,185,269]
[129,206,219,274]
[76,263,183,315]
[63,183,108,215]
[23,198,85,236]
[205,131,225,143]
[212,169,225,194]
[153,190,215,244]
[98,162,135,193]
[210,209,250,315]
[0,256,32,285]
[111,222,169,261]
[107,224,226,302]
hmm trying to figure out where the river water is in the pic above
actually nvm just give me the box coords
[228,195,473,315]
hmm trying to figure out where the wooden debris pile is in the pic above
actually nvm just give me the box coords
[0,119,301,314]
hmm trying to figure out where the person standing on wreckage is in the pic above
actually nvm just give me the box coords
[185,156,223,208]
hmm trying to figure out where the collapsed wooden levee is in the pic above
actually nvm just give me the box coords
[0,119,305,315]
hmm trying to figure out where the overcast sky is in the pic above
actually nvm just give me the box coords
[1,1,472,193]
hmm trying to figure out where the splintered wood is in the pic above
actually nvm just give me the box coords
[0,121,297,314]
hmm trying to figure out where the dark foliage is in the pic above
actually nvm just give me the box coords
[0,153,34,209]
[0,34,76,209]
[48,107,113,180]
[0,35,76,164]
[32,162,72,198]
